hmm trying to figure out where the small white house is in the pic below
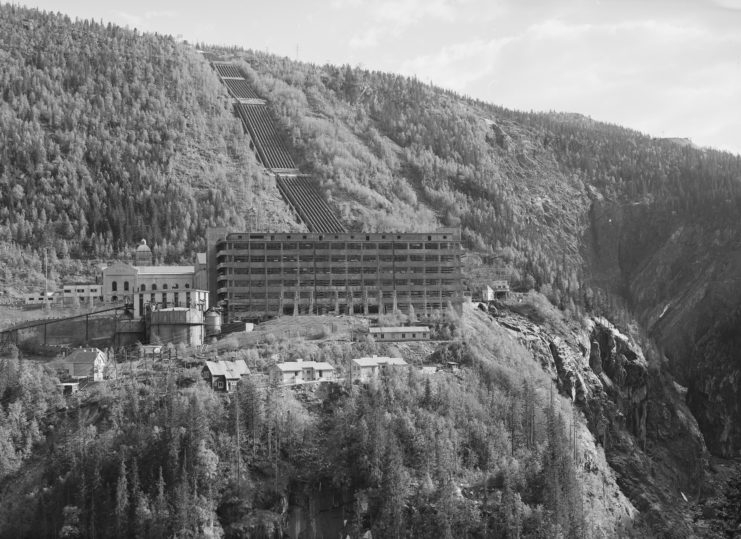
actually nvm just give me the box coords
[351,355,408,381]
[270,359,335,385]
[369,326,430,342]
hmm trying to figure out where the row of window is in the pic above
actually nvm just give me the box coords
[111,281,191,292]
[223,266,457,276]
[223,241,456,251]
[230,290,455,300]
[222,254,459,264]
[138,292,194,308]
[224,278,458,287]
[227,298,447,310]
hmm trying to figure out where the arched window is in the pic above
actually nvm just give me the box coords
[185,283,190,289]
[163,284,168,290]
[141,284,146,292]
[124,281,129,291]
[152,284,157,291]
[112,281,118,292]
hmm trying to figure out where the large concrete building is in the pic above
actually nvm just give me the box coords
[102,240,209,318]
[208,228,463,322]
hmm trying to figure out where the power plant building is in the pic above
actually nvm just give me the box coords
[209,228,463,322]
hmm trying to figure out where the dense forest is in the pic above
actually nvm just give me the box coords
[0,4,282,282]
[0,303,636,538]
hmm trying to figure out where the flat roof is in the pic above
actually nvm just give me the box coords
[274,360,335,372]
[136,266,194,275]
[352,356,407,367]
[370,326,429,333]
[219,229,461,243]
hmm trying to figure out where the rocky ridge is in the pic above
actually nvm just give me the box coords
[489,300,708,535]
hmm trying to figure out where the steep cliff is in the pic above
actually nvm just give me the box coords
[492,297,708,535]
[585,190,741,457]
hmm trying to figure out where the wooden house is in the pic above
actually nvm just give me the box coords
[61,348,107,382]
[202,359,250,392]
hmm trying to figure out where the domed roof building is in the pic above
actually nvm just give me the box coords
[134,239,152,266]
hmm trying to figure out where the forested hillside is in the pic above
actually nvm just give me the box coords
[0,303,648,538]
[3,4,741,537]
[217,48,741,455]
[0,4,298,293]
[221,50,740,310]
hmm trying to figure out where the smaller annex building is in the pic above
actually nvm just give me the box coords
[351,355,408,381]
[369,326,430,342]
[202,360,250,392]
[60,348,107,382]
[270,359,335,385]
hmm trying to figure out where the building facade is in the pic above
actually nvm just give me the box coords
[102,262,208,318]
[210,229,463,322]
[270,360,335,385]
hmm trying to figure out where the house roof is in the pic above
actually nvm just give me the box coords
[274,360,335,372]
[369,326,429,334]
[69,363,94,377]
[204,359,249,379]
[65,348,105,364]
[62,348,105,378]
[312,362,335,371]
[352,356,407,367]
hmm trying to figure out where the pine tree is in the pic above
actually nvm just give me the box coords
[115,458,129,537]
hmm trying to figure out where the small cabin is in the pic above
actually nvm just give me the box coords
[202,359,250,392]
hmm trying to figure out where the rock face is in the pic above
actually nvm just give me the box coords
[585,194,741,458]
[497,305,708,534]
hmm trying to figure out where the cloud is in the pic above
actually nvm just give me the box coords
[350,27,382,49]
[143,10,176,19]
[375,0,457,25]
[114,9,177,30]
[712,0,741,10]
[391,12,741,153]
[398,37,512,90]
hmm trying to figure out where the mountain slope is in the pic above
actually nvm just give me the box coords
[216,48,741,455]
[0,5,297,267]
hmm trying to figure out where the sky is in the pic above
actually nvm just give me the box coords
[17,0,741,155]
